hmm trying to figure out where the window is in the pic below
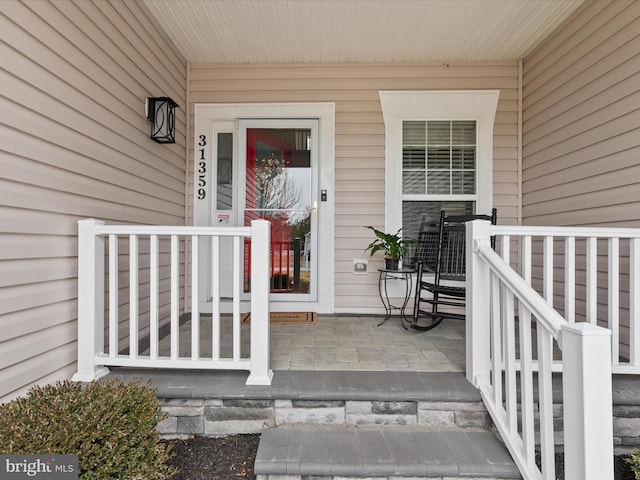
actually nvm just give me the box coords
[403,120,476,196]
[402,120,477,241]
[216,132,233,210]
[379,90,500,246]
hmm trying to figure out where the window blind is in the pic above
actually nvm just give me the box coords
[402,120,476,196]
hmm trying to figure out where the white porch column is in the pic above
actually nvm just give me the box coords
[246,219,273,385]
[466,220,492,387]
[72,219,110,382]
[561,322,614,480]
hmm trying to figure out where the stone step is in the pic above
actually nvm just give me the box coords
[254,426,521,479]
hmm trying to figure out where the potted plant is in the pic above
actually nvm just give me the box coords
[364,226,412,270]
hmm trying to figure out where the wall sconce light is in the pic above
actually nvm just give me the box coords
[146,97,178,144]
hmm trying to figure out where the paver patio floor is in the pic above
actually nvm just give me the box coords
[150,314,466,372]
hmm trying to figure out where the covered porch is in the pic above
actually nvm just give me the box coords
[149,313,465,373]
[4,1,640,478]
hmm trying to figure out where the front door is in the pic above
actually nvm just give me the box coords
[239,119,318,302]
[194,103,334,314]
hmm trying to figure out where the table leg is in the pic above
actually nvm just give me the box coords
[399,272,412,329]
[377,271,410,330]
[377,271,392,326]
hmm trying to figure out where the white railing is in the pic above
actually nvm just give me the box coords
[72,219,273,386]
[467,220,615,480]
[493,225,640,373]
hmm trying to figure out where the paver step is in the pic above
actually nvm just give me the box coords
[254,426,521,479]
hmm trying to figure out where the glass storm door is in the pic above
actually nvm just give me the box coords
[239,119,318,301]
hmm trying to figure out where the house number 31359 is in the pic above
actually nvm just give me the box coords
[197,135,206,200]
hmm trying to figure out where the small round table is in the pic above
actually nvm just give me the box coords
[377,267,415,329]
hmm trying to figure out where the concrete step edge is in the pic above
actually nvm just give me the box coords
[254,426,521,479]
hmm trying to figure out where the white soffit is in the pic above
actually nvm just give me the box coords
[143,0,585,64]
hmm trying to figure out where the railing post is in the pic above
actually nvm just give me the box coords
[72,219,109,382]
[466,220,492,387]
[246,219,274,385]
[561,322,614,479]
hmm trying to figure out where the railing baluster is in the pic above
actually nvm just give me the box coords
[129,234,138,358]
[631,238,640,365]
[564,236,575,323]
[492,232,518,430]
[608,237,619,364]
[503,289,517,433]
[149,235,159,359]
[543,236,553,305]
[170,235,179,360]
[211,236,220,361]
[519,303,536,470]
[522,236,532,286]
[586,237,597,325]
[108,234,118,357]
[537,327,556,480]
[191,235,199,360]
[233,235,241,361]
[519,234,536,468]
[499,236,517,430]
[490,272,502,409]
[500,235,510,263]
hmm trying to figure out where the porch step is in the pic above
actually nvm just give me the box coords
[255,426,521,479]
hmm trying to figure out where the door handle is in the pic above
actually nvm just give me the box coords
[312,201,318,219]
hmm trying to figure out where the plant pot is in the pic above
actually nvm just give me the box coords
[385,258,399,270]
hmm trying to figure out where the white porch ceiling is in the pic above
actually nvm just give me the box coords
[143,0,585,64]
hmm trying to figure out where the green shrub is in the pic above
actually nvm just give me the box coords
[0,378,175,480]
[628,450,640,479]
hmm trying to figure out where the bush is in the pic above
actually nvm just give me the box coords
[627,450,640,479]
[0,378,175,480]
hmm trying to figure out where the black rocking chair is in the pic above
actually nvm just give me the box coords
[411,208,497,332]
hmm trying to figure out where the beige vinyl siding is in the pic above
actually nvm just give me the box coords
[522,0,640,355]
[522,0,640,227]
[0,0,187,402]
[188,62,519,312]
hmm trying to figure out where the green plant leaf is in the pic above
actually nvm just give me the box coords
[364,226,413,260]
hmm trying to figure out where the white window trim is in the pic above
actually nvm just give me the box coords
[379,90,500,233]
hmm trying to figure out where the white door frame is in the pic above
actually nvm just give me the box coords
[193,103,335,313]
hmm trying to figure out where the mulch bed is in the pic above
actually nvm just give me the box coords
[544,452,635,480]
[164,434,260,480]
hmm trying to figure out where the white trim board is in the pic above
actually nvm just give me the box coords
[379,90,500,233]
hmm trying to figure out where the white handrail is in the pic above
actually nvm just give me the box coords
[474,242,565,341]
[95,224,253,236]
[491,225,640,238]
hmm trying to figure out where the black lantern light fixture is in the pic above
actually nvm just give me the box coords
[146,97,178,144]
